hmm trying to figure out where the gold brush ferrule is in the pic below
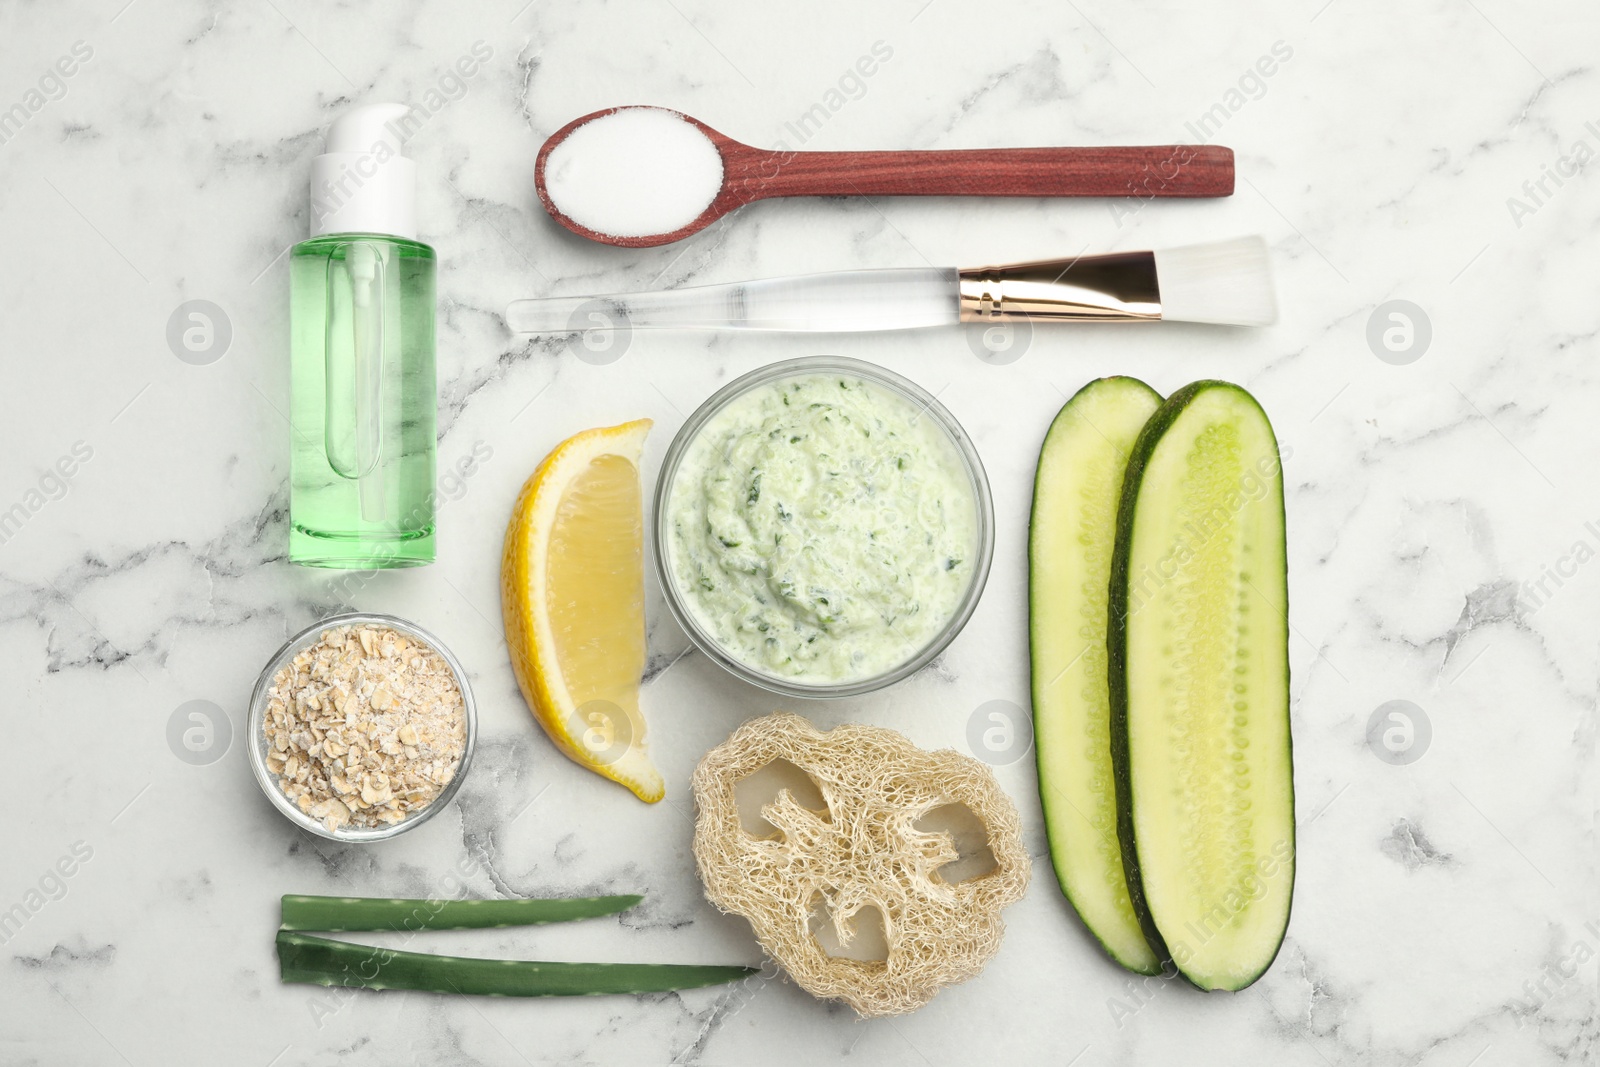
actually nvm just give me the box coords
[957,250,1161,322]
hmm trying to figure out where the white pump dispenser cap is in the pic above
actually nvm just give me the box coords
[309,102,418,240]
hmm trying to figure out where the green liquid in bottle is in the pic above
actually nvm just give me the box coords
[289,234,436,568]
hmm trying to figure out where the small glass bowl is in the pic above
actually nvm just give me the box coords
[247,612,477,843]
[653,355,995,699]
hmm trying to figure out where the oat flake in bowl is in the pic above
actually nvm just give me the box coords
[260,621,469,834]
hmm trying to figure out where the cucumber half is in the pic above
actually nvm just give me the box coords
[1031,376,1164,975]
[1109,380,1294,991]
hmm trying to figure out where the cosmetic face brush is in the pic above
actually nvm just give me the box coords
[506,237,1275,334]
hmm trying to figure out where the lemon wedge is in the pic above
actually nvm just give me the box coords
[501,419,663,802]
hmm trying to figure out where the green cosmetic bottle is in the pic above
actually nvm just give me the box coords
[289,102,436,568]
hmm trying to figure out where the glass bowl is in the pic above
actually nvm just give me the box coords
[247,612,477,842]
[653,356,994,699]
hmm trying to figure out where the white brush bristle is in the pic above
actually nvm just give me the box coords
[1153,236,1277,327]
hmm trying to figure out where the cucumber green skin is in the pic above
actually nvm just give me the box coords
[279,894,643,932]
[276,930,757,996]
[1030,376,1165,976]
[1106,380,1294,991]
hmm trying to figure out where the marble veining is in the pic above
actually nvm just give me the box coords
[2,0,1596,1064]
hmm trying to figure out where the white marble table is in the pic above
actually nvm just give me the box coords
[3,1,1595,1063]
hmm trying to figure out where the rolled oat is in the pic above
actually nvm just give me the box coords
[264,624,467,832]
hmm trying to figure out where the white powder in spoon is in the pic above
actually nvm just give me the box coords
[543,107,725,238]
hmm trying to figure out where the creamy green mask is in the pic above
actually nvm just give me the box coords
[665,373,978,684]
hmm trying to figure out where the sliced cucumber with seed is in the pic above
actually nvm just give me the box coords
[1109,380,1294,991]
[1030,377,1164,975]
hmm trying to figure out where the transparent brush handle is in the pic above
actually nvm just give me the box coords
[324,240,389,522]
[506,268,960,334]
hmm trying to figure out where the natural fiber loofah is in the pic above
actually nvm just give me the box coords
[691,713,1030,1017]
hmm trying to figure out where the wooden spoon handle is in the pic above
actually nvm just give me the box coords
[729,145,1233,200]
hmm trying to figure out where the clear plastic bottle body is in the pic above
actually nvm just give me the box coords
[289,234,436,568]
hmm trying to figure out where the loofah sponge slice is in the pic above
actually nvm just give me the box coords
[691,712,1030,1017]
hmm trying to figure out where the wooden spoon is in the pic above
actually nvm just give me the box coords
[535,106,1234,249]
